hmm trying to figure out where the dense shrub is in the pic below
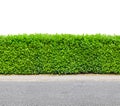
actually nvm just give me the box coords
[0,34,120,74]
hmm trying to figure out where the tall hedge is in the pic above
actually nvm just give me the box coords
[0,34,120,74]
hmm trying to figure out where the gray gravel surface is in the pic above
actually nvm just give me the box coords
[0,78,120,106]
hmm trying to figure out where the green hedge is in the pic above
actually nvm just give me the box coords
[0,34,120,74]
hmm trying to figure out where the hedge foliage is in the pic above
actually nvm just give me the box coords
[0,34,120,74]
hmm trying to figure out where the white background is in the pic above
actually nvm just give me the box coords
[0,0,120,35]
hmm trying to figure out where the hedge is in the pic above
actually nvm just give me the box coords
[0,34,120,74]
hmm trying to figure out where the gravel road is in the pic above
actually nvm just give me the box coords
[0,75,120,106]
